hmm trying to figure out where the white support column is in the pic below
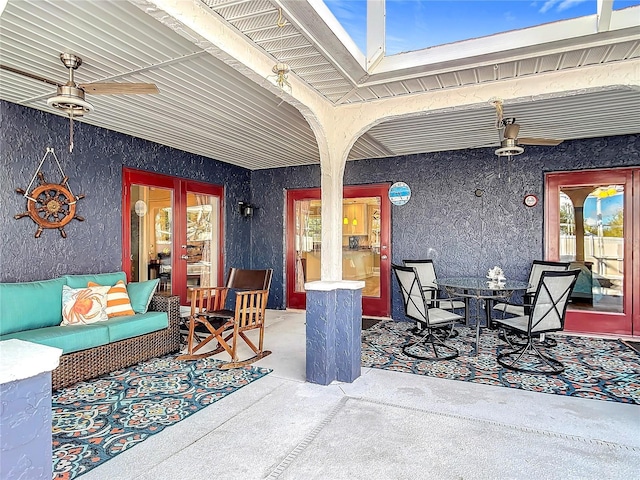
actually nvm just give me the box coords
[367,0,385,71]
[319,147,346,281]
[597,0,613,32]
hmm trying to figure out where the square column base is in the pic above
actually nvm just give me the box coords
[305,280,364,385]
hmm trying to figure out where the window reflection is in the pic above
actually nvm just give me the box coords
[560,185,624,313]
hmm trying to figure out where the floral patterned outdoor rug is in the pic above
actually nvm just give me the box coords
[52,355,271,480]
[362,320,640,404]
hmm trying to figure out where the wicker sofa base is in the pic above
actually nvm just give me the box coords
[52,294,181,391]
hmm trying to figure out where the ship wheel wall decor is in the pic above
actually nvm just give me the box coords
[14,148,85,238]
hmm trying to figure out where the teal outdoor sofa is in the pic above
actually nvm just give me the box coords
[0,272,180,390]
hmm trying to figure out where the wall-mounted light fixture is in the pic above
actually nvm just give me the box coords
[239,201,255,218]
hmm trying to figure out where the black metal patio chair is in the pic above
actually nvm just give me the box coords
[393,264,463,361]
[494,269,580,374]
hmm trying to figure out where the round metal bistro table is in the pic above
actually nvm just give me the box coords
[435,277,530,355]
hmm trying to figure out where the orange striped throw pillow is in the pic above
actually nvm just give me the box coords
[87,280,135,318]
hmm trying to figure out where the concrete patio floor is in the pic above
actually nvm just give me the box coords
[80,309,640,480]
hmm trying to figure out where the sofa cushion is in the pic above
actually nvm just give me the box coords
[64,271,127,289]
[0,277,67,335]
[1,323,110,354]
[105,311,168,342]
[127,279,159,314]
[61,285,110,325]
[88,280,135,318]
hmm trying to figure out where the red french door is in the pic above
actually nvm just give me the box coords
[286,184,391,317]
[545,168,639,336]
[122,168,224,305]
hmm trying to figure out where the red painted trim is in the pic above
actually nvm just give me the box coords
[285,188,314,311]
[285,184,392,317]
[545,168,638,336]
[122,168,224,305]
[633,170,640,336]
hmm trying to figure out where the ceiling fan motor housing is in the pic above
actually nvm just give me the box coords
[47,85,94,116]
[495,138,524,157]
[46,52,94,116]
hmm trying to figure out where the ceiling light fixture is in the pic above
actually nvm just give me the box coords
[268,9,292,94]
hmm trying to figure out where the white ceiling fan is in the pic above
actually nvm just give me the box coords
[490,98,563,157]
[1,53,159,151]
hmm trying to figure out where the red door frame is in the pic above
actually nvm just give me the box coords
[286,184,391,317]
[122,168,225,305]
[545,168,637,336]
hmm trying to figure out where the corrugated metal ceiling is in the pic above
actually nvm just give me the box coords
[0,0,322,169]
[0,0,639,170]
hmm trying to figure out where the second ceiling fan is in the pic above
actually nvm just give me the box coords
[490,98,563,157]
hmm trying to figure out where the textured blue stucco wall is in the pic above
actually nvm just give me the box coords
[251,135,639,319]
[2,101,638,317]
[0,101,251,284]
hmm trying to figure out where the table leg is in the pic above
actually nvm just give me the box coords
[464,297,470,326]
[474,299,484,354]
[484,298,493,329]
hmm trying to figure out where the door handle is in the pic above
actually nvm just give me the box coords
[381,255,388,260]
[181,255,189,260]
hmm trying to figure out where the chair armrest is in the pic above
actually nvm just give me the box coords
[523,293,534,305]
[422,286,437,300]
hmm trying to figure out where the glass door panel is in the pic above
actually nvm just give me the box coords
[129,185,173,294]
[559,185,624,313]
[342,197,382,300]
[546,168,637,336]
[123,169,224,306]
[185,192,221,290]
[293,199,321,292]
[287,184,391,317]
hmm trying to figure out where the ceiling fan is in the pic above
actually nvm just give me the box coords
[1,52,159,116]
[1,53,159,151]
[489,98,563,157]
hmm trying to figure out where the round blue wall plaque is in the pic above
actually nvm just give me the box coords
[389,182,411,205]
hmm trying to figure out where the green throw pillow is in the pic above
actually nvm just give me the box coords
[126,279,159,314]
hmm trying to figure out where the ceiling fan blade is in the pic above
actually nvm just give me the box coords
[79,83,159,95]
[504,123,520,139]
[0,64,61,87]
[518,137,563,146]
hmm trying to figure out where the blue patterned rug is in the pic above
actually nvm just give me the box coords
[52,355,271,480]
[362,320,640,404]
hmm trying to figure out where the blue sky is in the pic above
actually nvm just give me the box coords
[323,0,640,55]
[584,193,623,225]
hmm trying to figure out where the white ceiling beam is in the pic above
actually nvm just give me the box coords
[366,0,385,72]
[278,0,367,83]
[597,0,614,32]
[333,61,640,142]
[132,0,327,109]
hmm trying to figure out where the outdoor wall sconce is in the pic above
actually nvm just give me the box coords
[239,201,255,218]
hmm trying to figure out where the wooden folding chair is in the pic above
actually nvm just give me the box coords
[218,288,271,369]
[178,286,229,360]
[178,268,273,368]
